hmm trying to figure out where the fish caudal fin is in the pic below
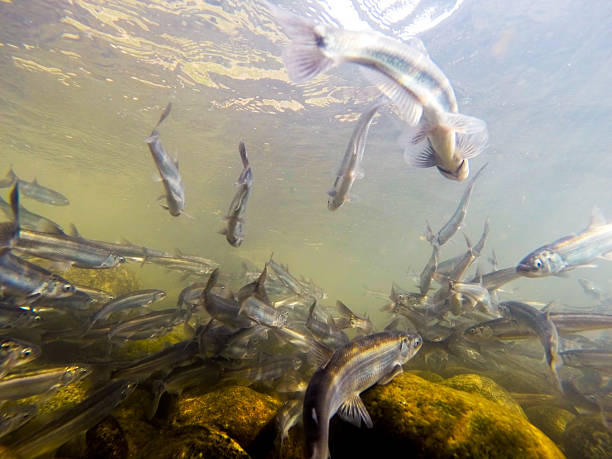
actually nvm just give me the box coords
[268,4,333,82]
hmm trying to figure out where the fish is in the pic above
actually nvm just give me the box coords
[0,193,63,235]
[498,301,562,390]
[220,355,303,385]
[89,289,167,328]
[0,167,69,205]
[305,301,348,346]
[419,245,439,296]
[107,308,188,342]
[303,331,422,459]
[0,365,90,401]
[425,163,487,247]
[517,207,612,277]
[0,404,37,439]
[560,349,612,373]
[0,185,22,250]
[275,399,303,449]
[465,312,612,342]
[221,141,253,247]
[577,278,604,301]
[239,294,288,328]
[479,267,521,292]
[201,268,254,328]
[0,338,41,376]
[7,379,135,458]
[15,227,126,269]
[0,249,76,302]
[328,99,383,210]
[145,102,185,216]
[272,325,333,367]
[334,300,374,334]
[268,4,488,181]
[448,279,497,316]
[146,254,217,278]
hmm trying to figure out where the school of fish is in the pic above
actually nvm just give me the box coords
[0,2,610,459]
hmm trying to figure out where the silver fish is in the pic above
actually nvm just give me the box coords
[238,295,288,328]
[335,300,374,334]
[221,141,253,247]
[145,103,185,216]
[425,163,487,247]
[577,278,604,301]
[0,338,41,376]
[0,249,75,301]
[560,349,612,373]
[0,194,63,235]
[269,4,487,181]
[303,331,422,459]
[498,301,562,390]
[328,100,383,210]
[89,289,166,328]
[15,228,125,269]
[419,245,439,296]
[201,268,254,328]
[8,379,135,458]
[0,365,90,401]
[0,167,69,206]
[0,404,37,439]
[0,185,23,250]
[449,280,497,316]
[517,207,612,277]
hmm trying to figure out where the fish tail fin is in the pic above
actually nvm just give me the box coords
[267,3,334,82]
[155,102,172,130]
[9,183,20,232]
[238,141,249,169]
[0,166,17,188]
[305,299,317,329]
[202,268,219,306]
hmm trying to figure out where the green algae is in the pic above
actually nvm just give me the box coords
[356,373,565,458]
[561,416,611,459]
[524,405,575,445]
[440,373,526,418]
[175,385,282,451]
[65,264,141,297]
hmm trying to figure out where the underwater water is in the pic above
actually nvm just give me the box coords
[0,0,611,458]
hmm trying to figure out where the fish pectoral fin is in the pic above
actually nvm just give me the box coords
[598,251,612,261]
[378,363,404,385]
[441,112,487,135]
[337,394,373,428]
[152,173,163,182]
[455,131,488,160]
[403,142,437,168]
[359,66,423,126]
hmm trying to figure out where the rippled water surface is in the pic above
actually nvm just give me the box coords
[1,0,612,318]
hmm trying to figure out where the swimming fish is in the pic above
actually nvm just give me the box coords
[303,331,422,459]
[145,103,185,216]
[425,163,487,247]
[498,301,562,390]
[517,207,612,277]
[221,141,253,247]
[0,167,69,206]
[328,99,384,210]
[268,4,488,181]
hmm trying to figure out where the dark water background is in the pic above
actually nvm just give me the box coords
[1,0,612,323]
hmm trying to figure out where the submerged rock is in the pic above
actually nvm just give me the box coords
[524,405,575,445]
[440,373,526,418]
[561,415,611,459]
[86,416,128,459]
[328,373,563,458]
[142,425,250,459]
[65,264,141,297]
[175,385,282,451]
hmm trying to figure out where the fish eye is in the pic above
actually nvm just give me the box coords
[63,284,73,292]
[468,328,477,334]
[534,259,542,269]
[22,348,31,357]
[413,337,421,348]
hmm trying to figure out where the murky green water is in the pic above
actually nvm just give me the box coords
[1,1,611,456]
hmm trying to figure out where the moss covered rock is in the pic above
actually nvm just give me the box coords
[524,405,575,445]
[86,416,128,459]
[329,373,563,458]
[440,373,526,418]
[142,425,249,459]
[175,385,282,450]
[65,264,141,297]
[561,416,611,459]
[406,369,444,382]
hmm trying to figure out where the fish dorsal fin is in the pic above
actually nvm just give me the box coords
[337,394,373,428]
[336,300,355,319]
[541,301,555,316]
[69,223,82,239]
[587,206,606,229]
[32,178,38,185]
